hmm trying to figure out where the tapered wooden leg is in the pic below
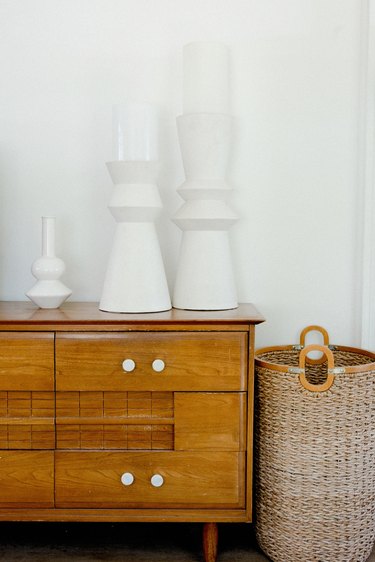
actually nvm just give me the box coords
[203,522,218,562]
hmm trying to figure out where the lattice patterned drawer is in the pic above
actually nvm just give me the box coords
[56,423,174,450]
[0,391,55,449]
[56,391,174,450]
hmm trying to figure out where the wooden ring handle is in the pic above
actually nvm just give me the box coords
[299,326,330,365]
[298,344,335,392]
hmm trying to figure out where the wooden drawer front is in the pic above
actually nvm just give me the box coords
[55,391,245,452]
[0,451,54,507]
[0,333,55,450]
[56,422,173,451]
[56,391,174,450]
[56,332,247,391]
[0,333,54,390]
[0,391,55,449]
[175,393,246,451]
[55,451,245,509]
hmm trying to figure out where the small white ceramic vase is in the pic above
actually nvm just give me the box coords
[26,216,72,309]
[99,161,171,313]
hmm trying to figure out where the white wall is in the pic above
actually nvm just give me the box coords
[360,0,375,350]
[0,0,365,348]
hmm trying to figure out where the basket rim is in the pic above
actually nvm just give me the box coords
[255,344,375,373]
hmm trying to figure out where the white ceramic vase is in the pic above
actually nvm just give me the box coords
[172,41,238,310]
[99,161,171,313]
[26,216,72,309]
[172,113,238,310]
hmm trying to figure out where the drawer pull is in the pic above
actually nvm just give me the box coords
[150,474,164,488]
[121,472,135,486]
[152,359,165,372]
[122,359,136,372]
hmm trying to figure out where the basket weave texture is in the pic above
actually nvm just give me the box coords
[255,331,375,562]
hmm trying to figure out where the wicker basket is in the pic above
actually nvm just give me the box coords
[254,325,375,562]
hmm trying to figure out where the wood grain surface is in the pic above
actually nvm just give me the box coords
[55,451,245,509]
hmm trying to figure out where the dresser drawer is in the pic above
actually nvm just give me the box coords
[0,333,54,390]
[54,391,245,452]
[55,451,245,509]
[0,451,54,507]
[56,332,247,391]
[0,334,55,449]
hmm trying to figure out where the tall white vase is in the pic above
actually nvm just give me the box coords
[99,161,171,313]
[172,113,238,310]
[26,216,72,309]
[172,41,238,311]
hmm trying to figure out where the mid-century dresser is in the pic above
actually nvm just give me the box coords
[0,301,264,562]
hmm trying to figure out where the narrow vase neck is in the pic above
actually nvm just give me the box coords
[42,217,56,257]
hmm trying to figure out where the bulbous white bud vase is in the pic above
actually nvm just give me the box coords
[26,217,72,309]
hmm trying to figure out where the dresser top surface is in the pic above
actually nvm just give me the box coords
[0,302,264,327]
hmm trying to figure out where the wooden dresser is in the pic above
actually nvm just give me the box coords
[0,301,264,562]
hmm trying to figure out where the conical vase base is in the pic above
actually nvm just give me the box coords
[172,231,238,311]
[100,222,171,314]
[26,280,72,309]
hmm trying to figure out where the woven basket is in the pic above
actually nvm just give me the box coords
[254,325,375,562]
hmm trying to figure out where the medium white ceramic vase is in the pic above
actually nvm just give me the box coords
[26,216,72,309]
[172,114,238,310]
[99,161,171,313]
[172,41,238,310]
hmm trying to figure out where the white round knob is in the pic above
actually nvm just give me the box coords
[121,472,135,486]
[150,474,164,488]
[152,359,165,372]
[122,359,136,372]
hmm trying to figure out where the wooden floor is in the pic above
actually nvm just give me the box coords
[0,522,374,561]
